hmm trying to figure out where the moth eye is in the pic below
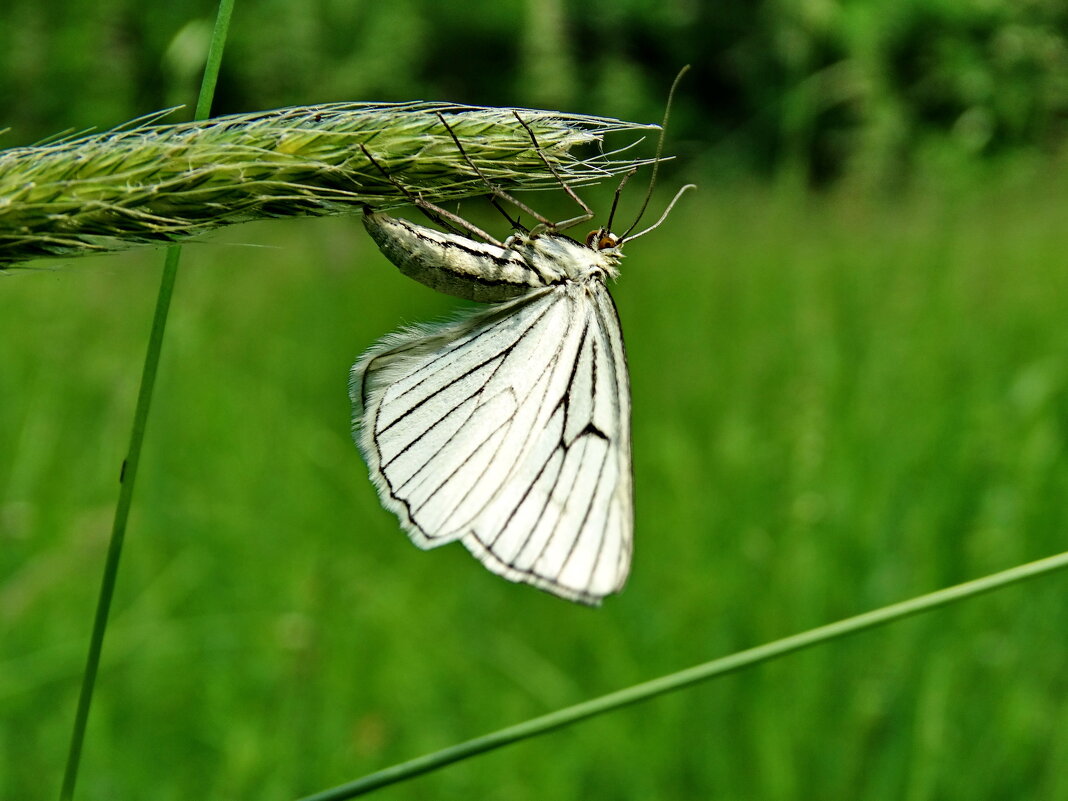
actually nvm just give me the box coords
[599,234,618,250]
[585,230,600,248]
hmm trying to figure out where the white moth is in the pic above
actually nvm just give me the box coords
[350,106,692,604]
[352,211,633,604]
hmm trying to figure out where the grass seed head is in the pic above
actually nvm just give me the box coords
[0,102,657,267]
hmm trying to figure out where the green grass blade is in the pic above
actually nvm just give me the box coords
[57,2,236,799]
[193,0,235,123]
[295,549,1068,800]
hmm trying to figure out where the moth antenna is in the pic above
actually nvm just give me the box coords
[620,65,690,240]
[620,184,696,243]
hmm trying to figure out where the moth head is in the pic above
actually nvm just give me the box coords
[585,229,621,252]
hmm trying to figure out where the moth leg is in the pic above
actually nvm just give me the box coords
[434,121,526,233]
[436,112,551,233]
[360,144,463,235]
[360,143,504,246]
[512,111,596,233]
[604,167,638,233]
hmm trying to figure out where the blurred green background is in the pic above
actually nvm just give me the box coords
[3,1,1068,799]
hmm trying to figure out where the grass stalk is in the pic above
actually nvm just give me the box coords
[295,548,1068,800]
[57,1,235,798]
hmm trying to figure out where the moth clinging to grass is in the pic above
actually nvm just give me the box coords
[351,77,694,605]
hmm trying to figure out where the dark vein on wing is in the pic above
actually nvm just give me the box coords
[557,335,613,584]
[482,414,564,555]
[386,312,518,394]
[524,321,601,576]
[375,299,555,440]
[484,315,591,559]
[558,432,612,583]
[378,303,551,435]
[362,290,550,416]
[593,287,632,584]
[540,435,593,584]
[407,393,516,519]
[379,356,504,471]
[384,293,565,530]
[446,328,567,537]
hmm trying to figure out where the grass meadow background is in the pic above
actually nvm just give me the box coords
[4,1,1068,798]
[4,170,1068,799]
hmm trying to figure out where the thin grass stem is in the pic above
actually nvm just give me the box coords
[57,2,235,799]
[295,548,1068,800]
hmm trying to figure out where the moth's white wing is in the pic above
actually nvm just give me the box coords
[351,282,632,604]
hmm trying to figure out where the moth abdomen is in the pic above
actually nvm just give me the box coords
[363,211,546,303]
